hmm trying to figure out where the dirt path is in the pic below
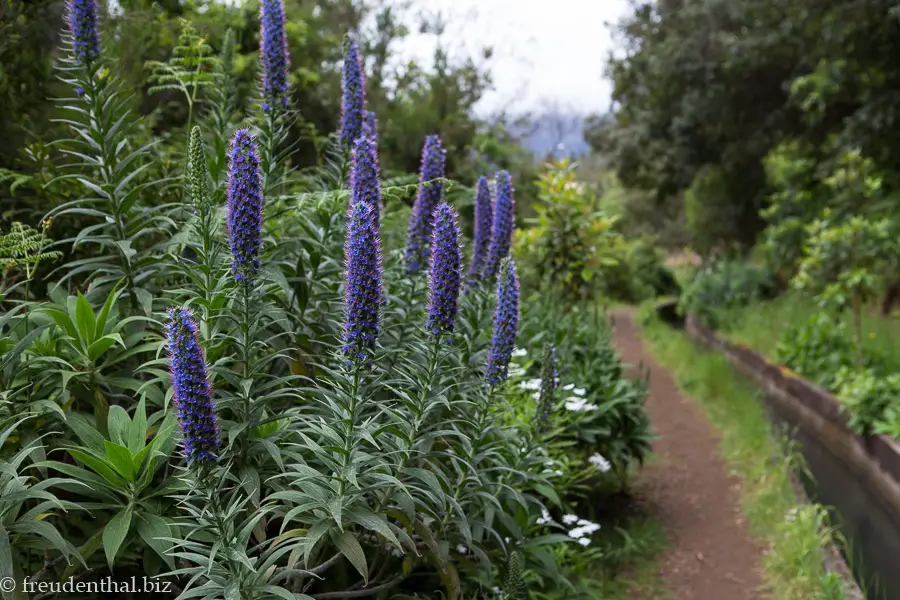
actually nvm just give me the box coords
[610,308,763,600]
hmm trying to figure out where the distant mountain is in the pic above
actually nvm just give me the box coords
[511,111,591,158]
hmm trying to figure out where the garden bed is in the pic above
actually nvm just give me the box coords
[681,311,900,599]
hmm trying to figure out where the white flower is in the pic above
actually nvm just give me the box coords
[536,507,554,526]
[457,544,468,554]
[572,387,586,396]
[504,537,510,543]
[564,397,598,412]
[589,453,611,473]
[520,378,542,391]
[508,364,526,378]
[578,537,591,546]
[512,348,528,357]
[554,469,563,476]
[567,527,586,538]
[563,383,575,391]
[562,514,579,525]
[576,519,601,534]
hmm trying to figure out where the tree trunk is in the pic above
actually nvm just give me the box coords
[881,280,900,316]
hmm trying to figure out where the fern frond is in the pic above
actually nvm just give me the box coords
[0,169,33,197]
[0,222,63,271]
[145,19,220,117]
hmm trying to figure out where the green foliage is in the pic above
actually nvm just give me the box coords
[773,314,876,391]
[834,368,900,437]
[145,19,219,129]
[679,260,775,327]
[515,160,625,304]
[0,220,62,277]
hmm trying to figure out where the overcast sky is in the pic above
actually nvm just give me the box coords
[396,0,630,116]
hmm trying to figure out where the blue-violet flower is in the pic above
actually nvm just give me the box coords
[404,135,446,273]
[343,201,383,362]
[484,171,515,279]
[485,258,520,386]
[67,0,101,66]
[166,308,219,465]
[341,38,366,148]
[226,128,264,284]
[467,175,493,282]
[426,203,463,336]
[259,0,291,111]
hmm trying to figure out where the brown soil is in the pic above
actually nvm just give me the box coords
[610,308,763,600]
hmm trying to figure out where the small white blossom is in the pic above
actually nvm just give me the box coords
[565,397,598,412]
[512,348,528,357]
[536,507,554,526]
[589,453,612,473]
[563,383,575,391]
[578,537,591,546]
[576,519,601,534]
[508,364,526,378]
[572,387,586,396]
[554,469,563,476]
[457,544,468,554]
[520,378,542,391]
[562,514,579,525]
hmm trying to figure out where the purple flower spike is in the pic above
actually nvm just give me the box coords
[226,128,264,284]
[484,171,515,279]
[166,308,219,465]
[467,176,493,282]
[404,135,447,274]
[343,201,383,362]
[259,0,291,111]
[426,203,463,336]
[362,110,378,142]
[485,258,520,387]
[351,135,382,230]
[67,0,100,66]
[341,38,366,148]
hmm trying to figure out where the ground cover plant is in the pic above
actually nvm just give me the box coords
[0,2,654,598]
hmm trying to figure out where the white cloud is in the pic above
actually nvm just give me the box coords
[395,0,629,116]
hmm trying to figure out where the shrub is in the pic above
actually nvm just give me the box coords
[834,368,900,437]
[679,260,776,327]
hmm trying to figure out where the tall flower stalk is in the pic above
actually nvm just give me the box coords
[67,0,100,68]
[350,135,382,231]
[467,176,493,284]
[259,0,290,113]
[226,128,264,285]
[484,171,515,279]
[166,308,219,466]
[426,203,463,337]
[343,200,383,363]
[405,135,447,274]
[340,38,366,149]
[486,257,520,387]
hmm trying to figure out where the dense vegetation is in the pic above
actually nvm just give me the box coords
[0,1,659,599]
[599,0,900,442]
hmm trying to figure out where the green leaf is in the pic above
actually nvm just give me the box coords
[136,513,174,569]
[103,440,136,482]
[346,507,401,549]
[128,398,148,455]
[75,292,97,344]
[330,530,367,584]
[66,448,125,487]
[95,282,122,337]
[87,334,124,362]
[107,405,130,448]
[103,505,133,571]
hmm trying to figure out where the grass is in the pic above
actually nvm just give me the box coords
[714,293,900,373]
[635,305,853,600]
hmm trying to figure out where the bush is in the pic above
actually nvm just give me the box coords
[834,368,900,437]
[679,260,776,327]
